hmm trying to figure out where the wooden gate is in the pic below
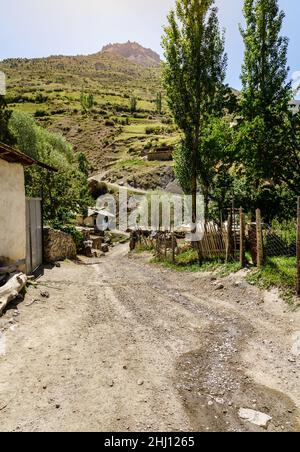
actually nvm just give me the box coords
[26,198,43,274]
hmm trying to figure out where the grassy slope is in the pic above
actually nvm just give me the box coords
[0,51,180,189]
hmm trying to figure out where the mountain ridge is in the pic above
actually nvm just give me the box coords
[100,41,161,67]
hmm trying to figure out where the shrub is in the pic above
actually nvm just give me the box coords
[34,109,48,118]
[105,120,115,127]
[162,116,173,125]
[89,180,108,199]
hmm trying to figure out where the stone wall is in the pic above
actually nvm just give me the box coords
[43,227,77,263]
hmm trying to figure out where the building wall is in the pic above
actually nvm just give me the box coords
[0,159,26,269]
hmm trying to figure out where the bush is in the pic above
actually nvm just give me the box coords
[145,125,173,135]
[89,180,108,199]
[105,120,115,127]
[35,93,48,103]
[34,110,48,118]
[162,116,173,125]
[144,142,152,150]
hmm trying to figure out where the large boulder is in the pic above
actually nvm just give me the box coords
[43,227,77,263]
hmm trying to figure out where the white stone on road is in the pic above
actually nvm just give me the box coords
[238,408,272,428]
[291,331,300,357]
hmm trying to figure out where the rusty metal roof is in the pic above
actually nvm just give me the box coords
[0,142,57,171]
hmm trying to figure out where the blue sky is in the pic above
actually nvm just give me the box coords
[0,0,299,90]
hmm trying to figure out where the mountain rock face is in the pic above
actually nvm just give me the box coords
[101,41,161,67]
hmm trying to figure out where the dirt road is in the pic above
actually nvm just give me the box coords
[0,245,300,432]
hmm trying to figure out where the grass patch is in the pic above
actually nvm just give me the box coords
[149,248,241,276]
[246,256,300,307]
[246,256,296,289]
[115,158,150,169]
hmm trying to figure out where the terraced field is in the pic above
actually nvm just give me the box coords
[0,46,181,190]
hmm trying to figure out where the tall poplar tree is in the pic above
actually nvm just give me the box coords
[239,0,292,181]
[162,0,227,229]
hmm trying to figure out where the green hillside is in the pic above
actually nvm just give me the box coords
[0,45,180,190]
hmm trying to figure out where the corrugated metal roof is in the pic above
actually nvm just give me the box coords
[88,207,115,218]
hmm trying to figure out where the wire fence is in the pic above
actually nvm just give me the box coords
[264,223,296,257]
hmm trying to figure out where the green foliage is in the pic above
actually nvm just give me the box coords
[0,95,15,144]
[238,0,292,184]
[77,152,90,177]
[174,116,234,217]
[246,256,297,303]
[34,109,48,118]
[145,125,173,135]
[162,0,228,223]
[156,92,162,114]
[270,219,297,247]
[162,0,227,136]
[240,0,290,119]
[130,96,138,113]
[52,224,84,252]
[80,90,94,114]
[8,111,92,224]
[152,248,241,274]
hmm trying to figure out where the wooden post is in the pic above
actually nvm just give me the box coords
[226,213,233,263]
[164,232,167,259]
[240,208,246,267]
[256,208,263,268]
[155,233,159,258]
[296,197,300,296]
[172,232,176,263]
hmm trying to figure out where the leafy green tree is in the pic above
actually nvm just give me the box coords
[8,111,92,224]
[239,0,292,182]
[78,152,90,177]
[0,96,15,145]
[130,96,137,113]
[156,92,162,114]
[162,0,227,228]
[80,90,94,114]
[276,110,300,195]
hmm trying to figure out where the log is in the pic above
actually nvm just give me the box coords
[0,273,28,316]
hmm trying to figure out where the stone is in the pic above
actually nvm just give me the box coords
[214,284,224,291]
[238,408,272,428]
[40,291,50,299]
[137,380,144,386]
[43,227,77,263]
[101,244,109,253]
